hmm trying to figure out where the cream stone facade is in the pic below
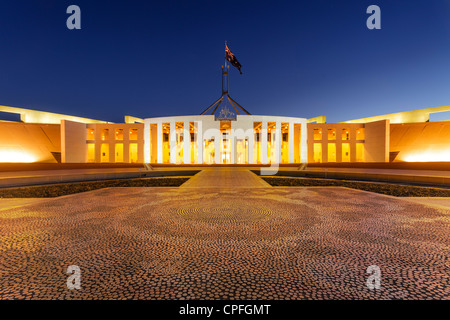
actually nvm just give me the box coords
[143,115,307,164]
[0,104,449,164]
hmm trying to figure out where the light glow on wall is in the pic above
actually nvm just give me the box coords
[0,149,38,163]
[403,150,450,162]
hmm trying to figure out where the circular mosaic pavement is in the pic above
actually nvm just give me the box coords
[0,186,449,300]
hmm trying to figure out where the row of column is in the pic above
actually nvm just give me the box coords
[145,120,306,164]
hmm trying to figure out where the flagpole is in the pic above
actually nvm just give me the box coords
[224,41,228,110]
[224,40,227,69]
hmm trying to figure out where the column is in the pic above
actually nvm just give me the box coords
[336,127,342,163]
[109,140,115,164]
[197,121,203,164]
[322,129,328,163]
[95,128,101,163]
[275,121,281,164]
[288,122,294,164]
[170,121,176,164]
[157,122,163,164]
[248,125,254,164]
[183,121,190,164]
[231,135,236,164]
[301,121,308,163]
[124,128,130,163]
[214,134,221,164]
[144,121,150,163]
[261,121,268,164]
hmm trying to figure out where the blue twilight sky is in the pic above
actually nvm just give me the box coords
[1,0,450,123]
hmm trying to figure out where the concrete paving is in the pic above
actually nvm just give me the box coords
[0,198,45,211]
[0,186,449,300]
[400,197,450,210]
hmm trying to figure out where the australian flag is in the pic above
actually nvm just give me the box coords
[225,44,242,74]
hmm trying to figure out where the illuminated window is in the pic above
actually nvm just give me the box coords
[175,123,183,164]
[162,123,170,163]
[328,143,336,162]
[100,143,109,162]
[101,129,109,141]
[281,123,289,163]
[129,128,138,140]
[253,122,262,164]
[203,139,215,164]
[221,138,231,164]
[115,129,123,140]
[220,120,231,136]
[342,129,350,141]
[342,143,350,162]
[87,128,95,140]
[294,123,302,163]
[87,143,95,163]
[267,122,276,163]
[115,143,123,162]
[313,128,322,140]
[129,143,138,163]
[236,139,248,164]
[356,143,365,162]
[190,122,197,164]
[313,143,322,163]
[356,128,365,140]
[328,129,336,140]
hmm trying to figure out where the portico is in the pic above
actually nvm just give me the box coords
[143,115,307,164]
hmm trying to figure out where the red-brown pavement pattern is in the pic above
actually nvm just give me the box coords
[0,186,449,300]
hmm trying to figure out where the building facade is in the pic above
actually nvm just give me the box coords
[1,105,449,164]
[143,115,307,165]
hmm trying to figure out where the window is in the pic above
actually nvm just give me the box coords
[115,129,123,140]
[313,128,322,140]
[129,143,138,163]
[87,128,95,140]
[342,143,350,162]
[100,143,109,162]
[253,122,262,164]
[342,129,350,141]
[115,144,123,162]
[236,139,248,164]
[313,143,322,163]
[162,123,170,163]
[203,139,215,164]
[87,143,95,162]
[101,129,109,141]
[328,128,336,140]
[328,143,336,162]
[356,143,364,162]
[129,128,138,140]
[356,128,365,140]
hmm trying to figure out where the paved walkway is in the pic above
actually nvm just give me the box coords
[181,167,271,188]
[0,198,44,211]
[0,186,449,299]
[400,197,450,210]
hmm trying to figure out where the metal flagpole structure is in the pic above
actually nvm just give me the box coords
[200,41,250,117]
